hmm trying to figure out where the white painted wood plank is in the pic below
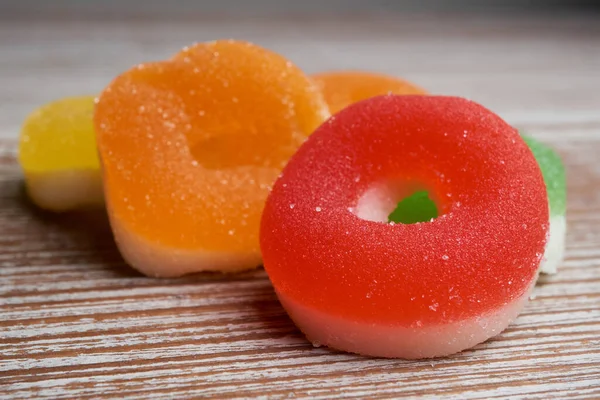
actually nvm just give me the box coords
[1,13,599,400]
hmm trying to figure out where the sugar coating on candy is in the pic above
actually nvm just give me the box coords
[380,134,565,274]
[261,95,548,328]
[95,40,329,276]
[522,135,566,275]
[522,135,566,216]
[20,96,99,173]
[19,96,103,211]
[312,71,427,114]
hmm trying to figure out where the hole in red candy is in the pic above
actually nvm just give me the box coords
[353,181,441,224]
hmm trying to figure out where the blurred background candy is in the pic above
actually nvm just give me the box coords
[18,96,103,211]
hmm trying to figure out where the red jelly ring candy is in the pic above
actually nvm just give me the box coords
[260,95,549,358]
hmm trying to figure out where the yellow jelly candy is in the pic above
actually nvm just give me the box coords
[19,96,103,211]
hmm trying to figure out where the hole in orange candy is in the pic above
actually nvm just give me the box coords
[353,181,442,224]
[189,133,287,170]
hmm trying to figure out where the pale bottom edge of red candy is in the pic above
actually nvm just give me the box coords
[276,281,536,359]
[109,215,263,278]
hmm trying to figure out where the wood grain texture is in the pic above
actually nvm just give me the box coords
[1,13,600,400]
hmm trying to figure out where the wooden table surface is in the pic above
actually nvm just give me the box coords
[1,13,600,399]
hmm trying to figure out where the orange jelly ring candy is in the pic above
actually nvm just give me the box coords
[260,95,548,358]
[311,70,427,114]
[94,40,330,277]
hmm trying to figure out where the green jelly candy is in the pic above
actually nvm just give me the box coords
[522,135,566,216]
[388,191,438,224]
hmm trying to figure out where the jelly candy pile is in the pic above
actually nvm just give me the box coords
[17,39,566,359]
